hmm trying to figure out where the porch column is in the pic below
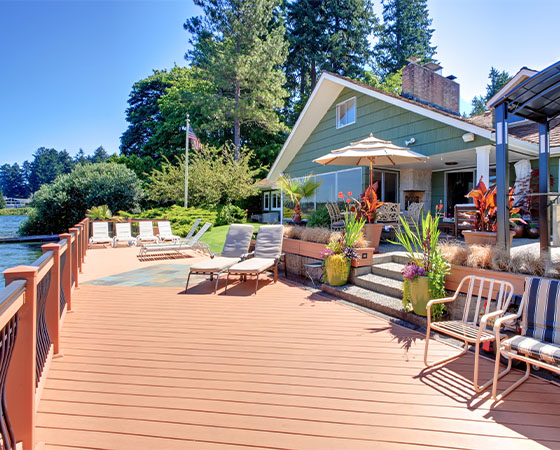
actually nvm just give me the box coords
[475,146,491,186]
[495,103,510,251]
[539,121,550,259]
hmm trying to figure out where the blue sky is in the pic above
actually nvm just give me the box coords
[0,0,558,164]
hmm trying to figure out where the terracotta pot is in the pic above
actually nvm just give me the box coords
[409,276,429,317]
[463,230,515,247]
[363,223,384,251]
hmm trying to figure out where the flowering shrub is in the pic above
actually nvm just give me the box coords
[402,263,426,281]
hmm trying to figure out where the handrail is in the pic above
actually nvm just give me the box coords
[0,217,88,449]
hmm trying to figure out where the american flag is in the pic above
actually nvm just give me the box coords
[188,125,201,151]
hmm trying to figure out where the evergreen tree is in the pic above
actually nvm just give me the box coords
[75,149,88,164]
[185,0,289,158]
[89,146,109,163]
[374,0,436,77]
[470,67,511,116]
[285,0,377,116]
[0,192,6,209]
[28,147,74,193]
[0,163,28,198]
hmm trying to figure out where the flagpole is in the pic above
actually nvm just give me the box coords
[185,113,190,208]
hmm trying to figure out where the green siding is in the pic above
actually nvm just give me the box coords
[431,172,445,214]
[284,87,493,190]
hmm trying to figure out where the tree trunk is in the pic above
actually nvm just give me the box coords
[310,59,317,92]
[234,78,241,160]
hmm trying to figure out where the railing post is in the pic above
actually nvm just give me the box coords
[69,228,79,288]
[41,243,61,355]
[82,218,89,259]
[59,234,73,310]
[75,225,83,274]
[3,266,38,450]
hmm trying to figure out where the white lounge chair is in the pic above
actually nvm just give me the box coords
[138,222,212,257]
[136,221,159,245]
[112,222,135,247]
[185,218,201,240]
[157,221,180,243]
[225,225,285,295]
[186,224,254,294]
[89,222,112,248]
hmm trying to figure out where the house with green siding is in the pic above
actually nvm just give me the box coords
[261,62,560,221]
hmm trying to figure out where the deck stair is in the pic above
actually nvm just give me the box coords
[322,252,428,328]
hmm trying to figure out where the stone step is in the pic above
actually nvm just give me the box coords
[371,252,409,266]
[322,284,427,329]
[370,262,406,281]
[352,273,403,298]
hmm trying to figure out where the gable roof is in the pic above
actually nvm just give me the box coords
[268,72,537,180]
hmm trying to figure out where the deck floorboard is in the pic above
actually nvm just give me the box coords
[36,277,560,449]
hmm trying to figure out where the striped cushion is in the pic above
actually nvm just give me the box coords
[503,335,560,366]
[522,278,560,345]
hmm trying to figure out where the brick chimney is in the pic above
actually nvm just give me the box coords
[401,62,460,115]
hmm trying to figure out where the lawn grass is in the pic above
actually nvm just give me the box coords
[200,223,263,253]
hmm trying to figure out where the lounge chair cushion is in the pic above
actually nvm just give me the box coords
[221,224,254,258]
[502,335,560,366]
[190,257,240,273]
[228,257,275,274]
[522,278,560,345]
[254,225,283,259]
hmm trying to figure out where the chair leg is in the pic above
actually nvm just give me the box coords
[473,341,511,393]
[274,265,278,283]
[492,353,527,401]
[214,273,220,294]
[255,273,259,295]
[224,273,230,294]
[424,325,468,369]
[185,272,192,293]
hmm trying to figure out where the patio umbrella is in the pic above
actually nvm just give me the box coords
[313,133,427,186]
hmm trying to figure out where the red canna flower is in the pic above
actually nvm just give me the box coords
[338,192,344,199]
[347,191,352,196]
[346,198,351,203]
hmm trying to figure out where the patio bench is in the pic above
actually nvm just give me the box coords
[492,277,560,401]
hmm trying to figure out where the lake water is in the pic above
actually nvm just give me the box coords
[0,216,43,285]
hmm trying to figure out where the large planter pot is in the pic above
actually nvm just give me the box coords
[324,255,351,286]
[363,223,384,251]
[527,227,539,239]
[462,230,515,246]
[409,276,429,316]
[513,224,525,238]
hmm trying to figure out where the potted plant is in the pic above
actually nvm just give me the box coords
[527,222,539,239]
[462,178,522,246]
[354,181,385,250]
[391,213,449,317]
[278,175,322,224]
[321,211,365,286]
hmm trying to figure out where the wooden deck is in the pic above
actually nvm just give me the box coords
[35,250,560,449]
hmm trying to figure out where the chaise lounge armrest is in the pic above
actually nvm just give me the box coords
[240,251,254,260]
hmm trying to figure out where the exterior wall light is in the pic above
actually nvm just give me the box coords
[405,137,416,146]
[462,132,475,143]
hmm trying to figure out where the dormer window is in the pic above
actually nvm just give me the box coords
[336,97,356,128]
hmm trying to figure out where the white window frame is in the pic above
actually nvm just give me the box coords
[270,191,281,211]
[291,167,363,210]
[336,97,357,129]
[263,192,270,211]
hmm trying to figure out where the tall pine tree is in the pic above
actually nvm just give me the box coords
[285,0,377,116]
[470,67,511,116]
[374,0,436,77]
[185,0,289,158]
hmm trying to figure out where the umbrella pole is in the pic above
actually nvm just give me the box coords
[369,161,373,187]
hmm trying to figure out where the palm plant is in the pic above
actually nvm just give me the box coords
[278,175,322,223]
[86,205,113,221]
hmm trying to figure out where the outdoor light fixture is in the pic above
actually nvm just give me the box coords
[405,137,416,146]
[462,132,475,143]
[445,161,458,166]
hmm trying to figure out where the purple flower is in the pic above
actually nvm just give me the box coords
[402,264,426,281]
[320,248,335,258]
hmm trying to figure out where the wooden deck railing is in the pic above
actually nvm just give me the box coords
[0,217,89,449]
